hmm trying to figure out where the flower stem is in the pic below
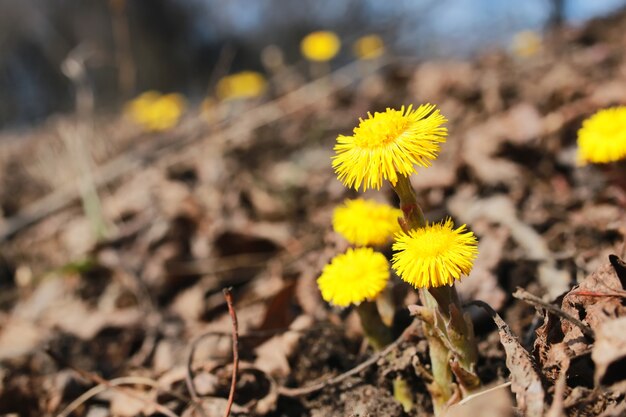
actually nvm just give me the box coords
[392,175,425,230]
[356,301,394,351]
[390,174,480,413]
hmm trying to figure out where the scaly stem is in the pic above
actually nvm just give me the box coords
[356,301,394,351]
[391,174,479,413]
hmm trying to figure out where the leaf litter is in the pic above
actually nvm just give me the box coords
[1,10,626,417]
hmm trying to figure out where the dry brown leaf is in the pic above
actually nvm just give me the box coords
[254,314,313,377]
[591,316,626,390]
[456,225,508,310]
[474,301,544,417]
[535,256,626,389]
[448,189,570,298]
[444,382,513,417]
[109,389,155,417]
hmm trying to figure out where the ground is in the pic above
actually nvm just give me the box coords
[1,10,626,417]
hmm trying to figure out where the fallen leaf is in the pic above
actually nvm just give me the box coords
[591,316,626,390]
[473,301,544,417]
[444,382,513,417]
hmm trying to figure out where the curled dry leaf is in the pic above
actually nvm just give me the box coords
[472,301,544,417]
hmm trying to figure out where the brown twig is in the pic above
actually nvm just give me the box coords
[223,287,239,417]
[278,320,418,397]
[512,287,594,339]
[45,347,181,417]
[57,376,163,417]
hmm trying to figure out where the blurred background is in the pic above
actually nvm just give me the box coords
[1,0,626,130]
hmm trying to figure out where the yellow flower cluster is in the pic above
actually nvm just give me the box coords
[332,104,447,191]
[125,91,186,132]
[333,198,402,246]
[322,104,478,293]
[392,219,478,288]
[216,71,267,101]
[317,248,390,307]
[300,31,341,62]
[577,106,626,164]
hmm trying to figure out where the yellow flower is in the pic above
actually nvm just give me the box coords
[392,219,477,288]
[216,71,267,101]
[511,30,542,58]
[317,248,389,307]
[577,107,626,164]
[333,198,402,246]
[353,35,385,60]
[300,31,341,62]
[125,91,186,132]
[332,104,447,191]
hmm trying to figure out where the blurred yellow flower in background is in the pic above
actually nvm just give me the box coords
[332,104,447,191]
[392,219,478,288]
[300,31,341,62]
[215,71,268,102]
[353,35,385,60]
[333,198,402,246]
[125,91,186,132]
[317,247,389,307]
[577,106,626,164]
[511,30,542,58]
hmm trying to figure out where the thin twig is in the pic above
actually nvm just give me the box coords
[223,288,239,417]
[512,287,594,339]
[278,320,418,397]
[57,376,162,417]
[46,348,181,417]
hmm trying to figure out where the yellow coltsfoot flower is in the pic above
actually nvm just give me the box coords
[511,30,542,58]
[577,106,626,165]
[300,31,341,62]
[332,104,447,191]
[125,91,186,132]
[216,71,268,101]
[333,198,402,246]
[317,248,389,307]
[353,34,385,60]
[392,219,477,288]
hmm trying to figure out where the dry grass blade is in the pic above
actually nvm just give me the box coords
[57,376,162,417]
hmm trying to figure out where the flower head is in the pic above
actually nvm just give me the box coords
[392,219,477,288]
[300,31,341,62]
[353,35,385,60]
[333,198,402,246]
[125,91,186,132]
[332,104,447,191]
[577,107,626,165]
[511,30,542,58]
[317,248,389,307]
[216,71,267,101]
